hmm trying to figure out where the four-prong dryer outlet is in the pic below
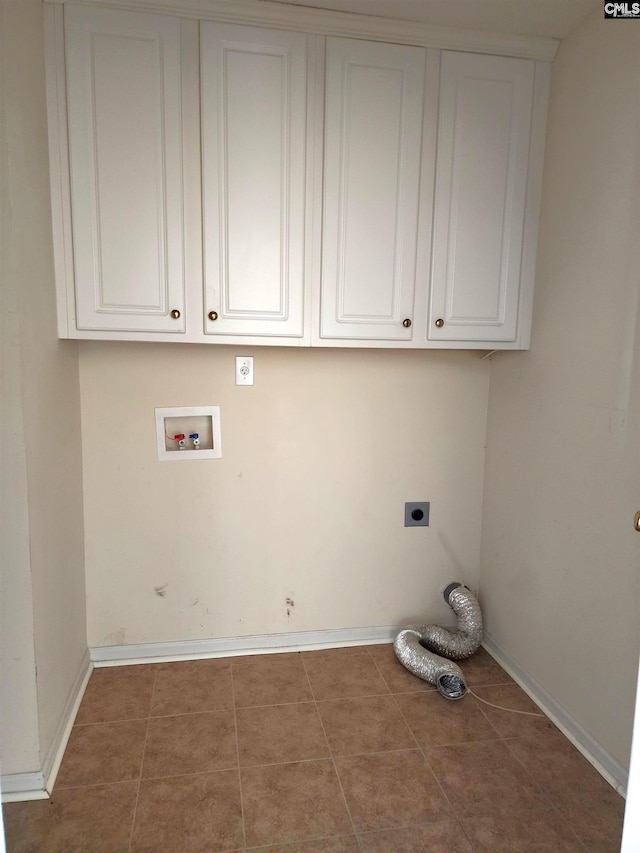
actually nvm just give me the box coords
[236,356,254,386]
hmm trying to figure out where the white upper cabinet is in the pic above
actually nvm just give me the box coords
[63,6,187,333]
[46,2,551,348]
[200,24,309,340]
[428,51,538,346]
[319,38,426,343]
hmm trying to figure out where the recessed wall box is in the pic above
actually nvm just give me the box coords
[404,502,430,527]
[155,407,222,461]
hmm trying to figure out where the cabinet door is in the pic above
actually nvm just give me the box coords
[201,24,308,339]
[429,52,535,343]
[320,38,425,342]
[64,7,186,333]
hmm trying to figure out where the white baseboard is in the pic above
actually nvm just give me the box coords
[90,625,398,666]
[0,773,48,803]
[42,649,93,794]
[482,633,628,797]
[1,650,92,803]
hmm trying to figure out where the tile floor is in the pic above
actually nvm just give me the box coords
[3,645,625,852]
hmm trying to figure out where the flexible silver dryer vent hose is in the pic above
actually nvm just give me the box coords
[393,583,483,700]
[393,627,467,700]
[420,582,483,660]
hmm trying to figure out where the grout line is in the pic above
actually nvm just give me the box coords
[73,715,150,726]
[369,653,423,752]
[231,697,319,712]
[243,832,359,851]
[417,743,470,841]
[387,679,463,827]
[496,737,591,851]
[238,746,425,772]
[300,651,361,848]
[467,691,504,739]
[229,659,247,850]
[147,706,235,720]
[127,668,158,853]
[47,778,143,793]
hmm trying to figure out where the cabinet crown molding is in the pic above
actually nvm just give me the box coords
[45,0,559,61]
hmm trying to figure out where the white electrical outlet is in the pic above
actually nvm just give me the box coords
[235,356,254,386]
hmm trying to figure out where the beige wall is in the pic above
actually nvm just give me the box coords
[0,0,87,778]
[480,10,640,768]
[80,344,490,647]
[0,134,40,776]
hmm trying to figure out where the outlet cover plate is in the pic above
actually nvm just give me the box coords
[235,356,254,386]
[405,502,430,527]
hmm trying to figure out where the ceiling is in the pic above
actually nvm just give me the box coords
[263,0,600,39]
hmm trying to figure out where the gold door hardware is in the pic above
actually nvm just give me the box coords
[170,309,181,319]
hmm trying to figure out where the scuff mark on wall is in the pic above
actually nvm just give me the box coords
[100,628,127,646]
[154,584,168,598]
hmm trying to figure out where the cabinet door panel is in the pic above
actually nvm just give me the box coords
[429,52,534,342]
[201,24,307,338]
[65,7,186,332]
[321,38,425,341]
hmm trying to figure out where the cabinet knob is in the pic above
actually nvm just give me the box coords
[170,309,181,320]
[635,510,640,532]
[402,318,412,328]
[435,318,444,328]
[208,311,219,322]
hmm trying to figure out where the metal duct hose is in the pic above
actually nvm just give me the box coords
[393,627,467,700]
[393,583,483,700]
[420,582,483,660]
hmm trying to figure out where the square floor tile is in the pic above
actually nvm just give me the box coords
[506,730,625,850]
[302,648,389,700]
[151,659,233,716]
[459,808,584,852]
[356,820,474,852]
[142,710,237,778]
[505,728,612,800]
[237,702,329,767]
[335,749,452,832]
[367,643,433,695]
[241,759,352,847]
[131,770,243,852]
[232,653,313,708]
[3,782,138,853]
[55,719,147,788]
[425,740,550,819]
[458,648,514,689]
[470,683,556,738]
[547,782,624,851]
[317,695,416,755]
[75,664,156,724]
[251,837,359,852]
[395,691,498,749]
